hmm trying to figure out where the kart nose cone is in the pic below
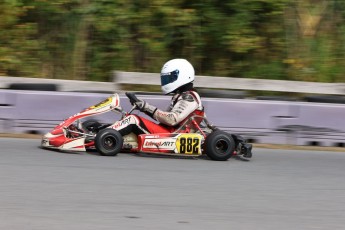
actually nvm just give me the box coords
[41,132,65,148]
[41,137,49,147]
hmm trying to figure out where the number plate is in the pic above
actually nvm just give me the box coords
[176,134,202,155]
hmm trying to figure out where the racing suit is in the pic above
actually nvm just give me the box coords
[111,90,204,136]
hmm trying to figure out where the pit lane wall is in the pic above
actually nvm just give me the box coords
[1,89,344,147]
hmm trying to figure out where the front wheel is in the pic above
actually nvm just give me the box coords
[95,128,123,156]
[204,130,236,161]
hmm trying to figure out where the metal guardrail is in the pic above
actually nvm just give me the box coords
[1,73,345,95]
[114,71,345,95]
[0,76,117,92]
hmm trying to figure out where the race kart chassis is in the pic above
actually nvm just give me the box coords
[41,93,252,161]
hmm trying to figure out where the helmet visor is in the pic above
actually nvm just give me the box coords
[161,70,179,86]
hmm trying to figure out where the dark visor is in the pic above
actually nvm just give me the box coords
[161,70,179,86]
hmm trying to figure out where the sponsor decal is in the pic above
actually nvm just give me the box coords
[176,134,202,155]
[90,97,113,109]
[155,111,177,123]
[181,93,194,102]
[156,110,174,118]
[113,116,132,129]
[143,138,176,150]
[178,102,188,109]
[144,140,175,147]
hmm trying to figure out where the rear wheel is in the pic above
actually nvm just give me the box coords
[205,130,235,161]
[95,128,123,156]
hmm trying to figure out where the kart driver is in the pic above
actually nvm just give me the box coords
[112,58,204,135]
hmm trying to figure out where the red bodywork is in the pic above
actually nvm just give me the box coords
[41,94,120,151]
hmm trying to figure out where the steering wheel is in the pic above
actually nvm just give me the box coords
[125,92,140,105]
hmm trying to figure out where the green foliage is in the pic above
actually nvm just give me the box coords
[0,0,344,83]
[0,0,39,76]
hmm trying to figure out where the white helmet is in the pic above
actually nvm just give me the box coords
[160,59,195,94]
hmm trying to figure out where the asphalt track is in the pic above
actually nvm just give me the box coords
[0,138,345,230]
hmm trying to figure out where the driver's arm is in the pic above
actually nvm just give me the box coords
[153,95,198,126]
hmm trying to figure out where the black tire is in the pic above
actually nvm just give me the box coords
[205,130,236,161]
[82,119,102,133]
[95,128,123,156]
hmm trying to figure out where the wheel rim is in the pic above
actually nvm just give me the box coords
[215,139,229,155]
[103,135,117,150]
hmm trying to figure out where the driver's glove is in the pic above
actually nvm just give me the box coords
[134,100,157,118]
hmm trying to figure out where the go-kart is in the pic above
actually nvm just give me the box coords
[41,92,253,161]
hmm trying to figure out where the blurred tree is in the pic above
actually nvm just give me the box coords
[0,0,38,76]
[0,0,344,83]
[21,0,82,79]
[284,0,345,82]
[193,0,289,79]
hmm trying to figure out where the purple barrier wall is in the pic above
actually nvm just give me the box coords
[1,90,128,134]
[277,103,345,147]
[0,91,16,133]
[1,90,345,147]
